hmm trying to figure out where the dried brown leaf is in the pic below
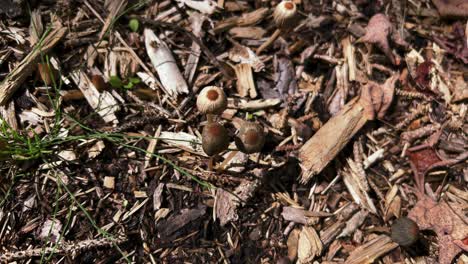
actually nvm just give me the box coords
[408,195,468,264]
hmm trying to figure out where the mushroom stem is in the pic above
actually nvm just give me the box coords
[217,150,239,171]
[256,29,282,55]
[208,156,214,171]
[207,114,215,123]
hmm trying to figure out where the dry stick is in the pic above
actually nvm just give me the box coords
[136,17,235,81]
[217,150,239,171]
[256,29,282,55]
[0,25,67,105]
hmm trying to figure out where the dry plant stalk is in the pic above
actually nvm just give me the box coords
[0,235,127,262]
[0,24,67,105]
[234,63,257,98]
[144,28,189,97]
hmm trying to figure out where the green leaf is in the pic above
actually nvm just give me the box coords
[109,76,123,88]
[128,77,140,84]
[129,19,139,32]
[123,82,134,89]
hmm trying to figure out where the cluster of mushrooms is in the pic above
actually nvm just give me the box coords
[196,86,265,171]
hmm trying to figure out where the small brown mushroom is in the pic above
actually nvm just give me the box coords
[235,121,265,154]
[196,86,227,123]
[202,122,230,170]
[391,217,420,247]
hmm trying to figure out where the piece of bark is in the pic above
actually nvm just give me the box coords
[0,24,67,105]
[228,98,281,111]
[345,235,398,264]
[99,0,127,39]
[228,27,266,40]
[70,70,119,124]
[431,0,468,18]
[159,131,205,156]
[184,13,206,85]
[299,75,398,183]
[215,188,238,226]
[234,63,257,98]
[215,179,260,226]
[338,209,368,238]
[0,101,19,130]
[298,226,323,263]
[28,9,43,46]
[156,205,206,237]
[299,97,367,183]
[281,207,333,224]
[341,36,356,81]
[144,28,189,97]
[176,0,218,14]
[214,7,269,33]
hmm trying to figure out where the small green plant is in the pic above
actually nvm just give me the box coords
[109,75,140,89]
[128,18,139,32]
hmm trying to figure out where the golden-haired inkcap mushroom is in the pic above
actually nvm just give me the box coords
[273,1,297,28]
[196,86,227,117]
[235,121,265,154]
[202,122,230,171]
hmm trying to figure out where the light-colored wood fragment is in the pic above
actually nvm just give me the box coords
[214,7,269,33]
[0,101,18,130]
[345,235,398,264]
[0,24,67,105]
[228,27,266,40]
[28,9,43,46]
[103,176,115,189]
[134,191,148,198]
[342,36,356,81]
[70,70,119,124]
[145,125,161,168]
[298,226,323,263]
[234,63,257,98]
[228,98,281,111]
[144,28,188,97]
[159,131,205,156]
[184,13,206,85]
[299,97,368,183]
[99,0,127,39]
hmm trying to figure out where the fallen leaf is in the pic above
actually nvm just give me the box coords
[359,14,408,65]
[408,194,468,264]
[407,146,442,192]
[360,74,398,120]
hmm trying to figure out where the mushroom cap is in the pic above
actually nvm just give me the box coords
[196,86,227,115]
[391,217,420,247]
[202,122,230,156]
[273,1,297,28]
[235,121,265,154]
